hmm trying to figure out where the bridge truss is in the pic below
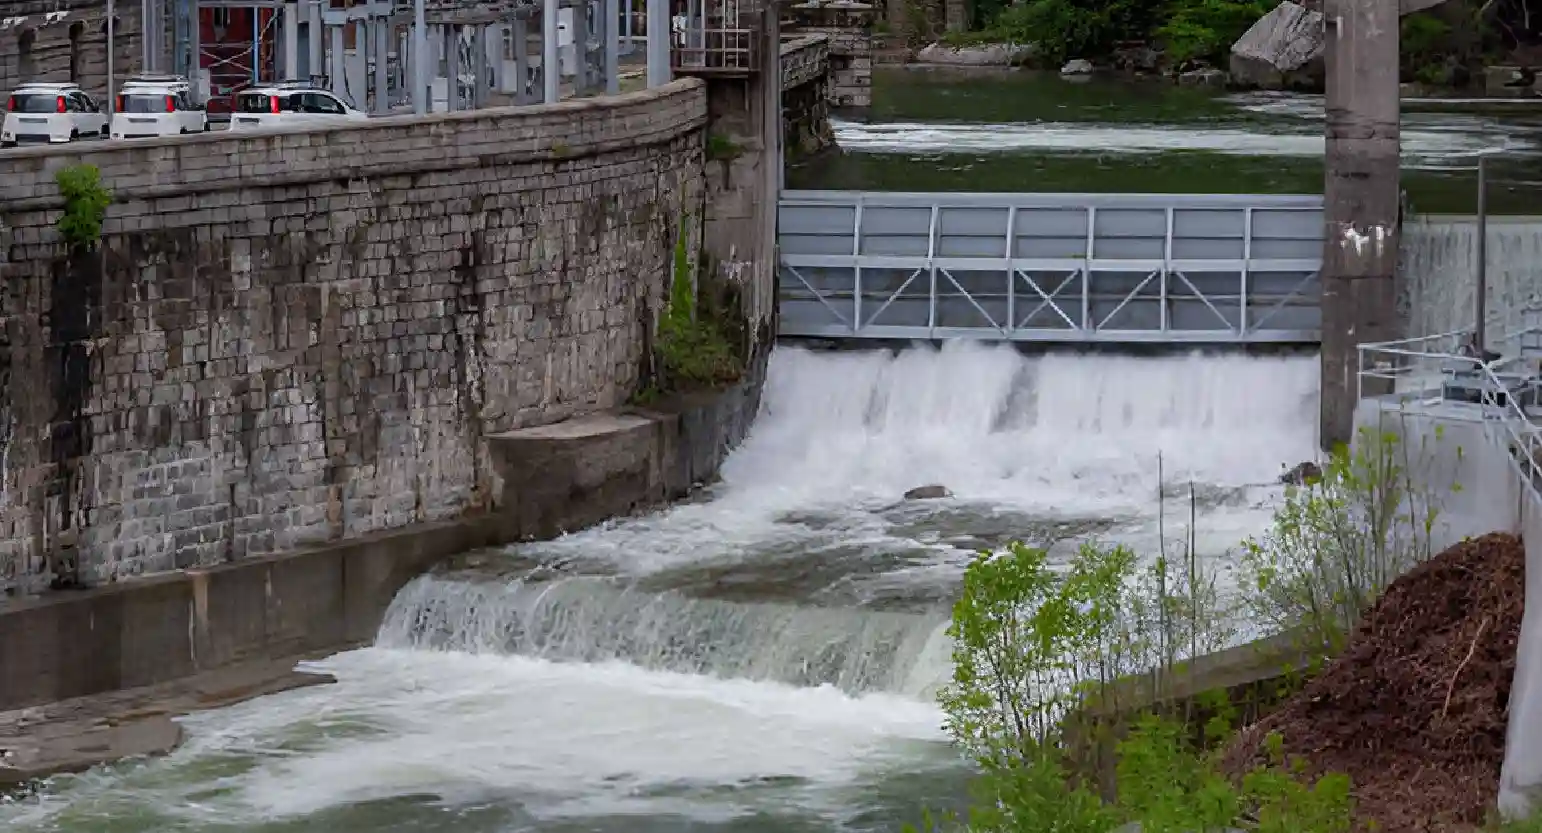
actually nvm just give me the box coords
[777,191,1325,344]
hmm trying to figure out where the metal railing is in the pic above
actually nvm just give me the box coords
[778,191,1324,344]
[671,0,758,73]
[1357,326,1542,505]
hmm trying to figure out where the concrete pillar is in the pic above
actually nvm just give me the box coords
[645,0,670,87]
[283,0,300,80]
[1318,0,1401,450]
[330,22,346,96]
[374,15,389,112]
[513,16,531,103]
[542,0,560,102]
[603,0,620,95]
[446,24,460,110]
[308,1,324,81]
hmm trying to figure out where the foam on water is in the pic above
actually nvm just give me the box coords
[831,117,1534,169]
[0,346,1321,832]
[0,650,951,830]
[514,344,1319,573]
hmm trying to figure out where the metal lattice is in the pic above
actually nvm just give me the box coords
[777,191,1324,344]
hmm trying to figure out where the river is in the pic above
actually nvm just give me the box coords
[791,67,1542,214]
[2,68,1502,833]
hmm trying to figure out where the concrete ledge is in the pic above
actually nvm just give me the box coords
[0,363,765,714]
[0,656,335,787]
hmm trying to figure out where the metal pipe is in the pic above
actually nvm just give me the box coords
[542,0,559,103]
[1476,153,1489,355]
[603,0,619,94]
[412,0,428,114]
[645,0,668,87]
[106,0,116,116]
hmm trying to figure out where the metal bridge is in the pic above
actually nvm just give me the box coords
[776,191,1324,344]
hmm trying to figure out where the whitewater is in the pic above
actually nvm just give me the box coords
[0,343,1321,833]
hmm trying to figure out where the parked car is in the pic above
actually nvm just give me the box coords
[227,83,368,131]
[1,82,107,147]
[110,74,208,140]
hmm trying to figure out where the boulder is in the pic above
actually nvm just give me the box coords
[1060,58,1094,75]
[1280,461,1323,486]
[914,41,1036,66]
[1230,0,1454,90]
[904,484,953,500]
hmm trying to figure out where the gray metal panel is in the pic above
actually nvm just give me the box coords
[777,191,1326,344]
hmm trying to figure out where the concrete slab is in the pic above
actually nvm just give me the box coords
[0,657,334,789]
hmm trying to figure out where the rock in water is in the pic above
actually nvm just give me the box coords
[1060,58,1094,76]
[1279,460,1322,485]
[904,484,952,500]
[914,42,1036,67]
[1228,1,1324,89]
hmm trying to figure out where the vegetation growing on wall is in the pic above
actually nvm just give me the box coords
[55,164,112,250]
[642,216,744,398]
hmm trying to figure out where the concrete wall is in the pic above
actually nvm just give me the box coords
[1400,216,1542,345]
[780,34,834,158]
[0,79,710,595]
[0,0,145,101]
[0,362,767,711]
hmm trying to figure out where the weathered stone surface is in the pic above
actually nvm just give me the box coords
[1178,67,1228,87]
[789,2,875,107]
[782,35,836,156]
[914,41,1035,66]
[0,80,711,595]
[0,656,332,786]
[1061,58,1094,75]
[903,484,952,500]
[1230,0,1453,89]
[1228,1,1325,89]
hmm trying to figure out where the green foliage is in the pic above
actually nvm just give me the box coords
[653,218,742,391]
[54,164,112,250]
[990,0,1123,68]
[1155,0,1273,65]
[923,534,1358,833]
[1240,424,1457,655]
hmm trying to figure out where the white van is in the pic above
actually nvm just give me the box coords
[227,83,368,131]
[110,75,207,140]
[1,82,108,147]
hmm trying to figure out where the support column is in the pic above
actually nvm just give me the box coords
[308,0,323,81]
[603,0,620,95]
[645,0,670,87]
[412,0,428,114]
[446,24,460,110]
[513,16,531,103]
[374,15,390,112]
[283,0,300,80]
[542,0,560,103]
[1318,0,1401,450]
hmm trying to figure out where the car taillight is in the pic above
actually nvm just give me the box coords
[269,96,279,114]
[116,95,124,112]
[5,96,13,112]
[56,95,65,113]
[166,95,175,113]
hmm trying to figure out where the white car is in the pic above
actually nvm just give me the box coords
[1,82,108,147]
[227,84,368,131]
[110,74,208,140]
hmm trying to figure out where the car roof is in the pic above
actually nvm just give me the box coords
[12,82,85,92]
[124,73,189,84]
[241,82,331,95]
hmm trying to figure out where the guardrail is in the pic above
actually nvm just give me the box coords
[1357,327,1542,504]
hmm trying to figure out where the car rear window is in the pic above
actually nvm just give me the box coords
[235,93,272,113]
[120,93,169,113]
[8,93,59,113]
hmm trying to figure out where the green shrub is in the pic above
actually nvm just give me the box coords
[55,163,112,250]
[652,217,742,392]
[1240,424,1457,655]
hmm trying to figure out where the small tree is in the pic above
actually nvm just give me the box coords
[1239,423,1457,655]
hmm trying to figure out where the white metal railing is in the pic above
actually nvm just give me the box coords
[1357,327,1542,505]
[777,191,1324,344]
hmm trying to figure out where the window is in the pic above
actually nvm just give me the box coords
[8,93,56,113]
[120,94,166,113]
[300,93,345,114]
[72,92,98,112]
[234,93,271,113]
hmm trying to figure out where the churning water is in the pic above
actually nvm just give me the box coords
[0,345,1321,833]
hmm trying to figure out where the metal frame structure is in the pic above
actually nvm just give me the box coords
[140,0,660,115]
[670,0,756,73]
[777,191,1325,344]
[1357,322,1542,503]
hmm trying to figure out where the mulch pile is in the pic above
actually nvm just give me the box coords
[1221,532,1526,832]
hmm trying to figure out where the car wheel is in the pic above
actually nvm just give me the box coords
[99,125,109,138]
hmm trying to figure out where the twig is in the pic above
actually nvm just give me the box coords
[1441,616,1490,720]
